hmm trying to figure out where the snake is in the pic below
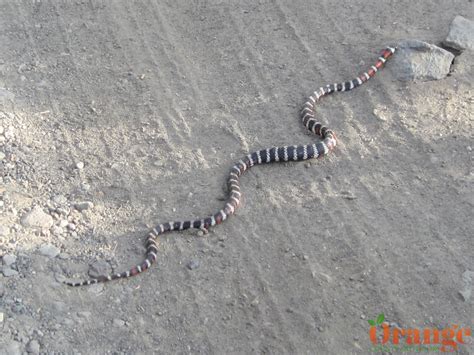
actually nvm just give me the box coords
[64,46,396,286]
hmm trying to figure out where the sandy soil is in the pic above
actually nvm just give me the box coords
[0,1,472,354]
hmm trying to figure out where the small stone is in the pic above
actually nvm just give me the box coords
[2,266,19,277]
[75,161,84,169]
[88,260,112,278]
[50,225,64,236]
[2,254,17,266]
[186,260,200,270]
[340,191,357,200]
[0,151,5,160]
[67,223,76,231]
[74,201,94,212]
[391,40,454,81]
[0,226,9,237]
[3,340,21,355]
[444,16,474,51]
[59,219,69,228]
[20,206,54,229]
[38,244,60,258]
[458,289,471,301]
[113,318,126,327]
[302,255,308,260]
[0,312,3,322]
[52,194,67,205]
[26,339,40,354]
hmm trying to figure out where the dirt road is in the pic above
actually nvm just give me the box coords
[0,1,472,353]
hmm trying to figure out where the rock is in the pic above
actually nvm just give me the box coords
[186,260,200,270]
[50,225,64,236]
[113,318,126,327]
[0,87,15,104]
[2,254,16,266]
[38,244,60,258]
[0,312,3,322]
[20,206,53,229]
[74,201,94,212]
[444,16,474,51]
[52,194,68,205]
[391,40,454,81]
[75,161,84,169]
[2,267,19,277]
[26,339,40,354]
[1,340,22,355]
[0,151,5,160]
[0,226,10,237]
[458,289,471,302]
[88,260,112,278]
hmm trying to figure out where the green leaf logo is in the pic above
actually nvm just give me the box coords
[376,313,385,324]
[368,313,385,326]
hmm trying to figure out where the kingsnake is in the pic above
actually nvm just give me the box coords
[65,47,396,286]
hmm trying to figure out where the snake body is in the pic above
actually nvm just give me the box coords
[65,47,396,286]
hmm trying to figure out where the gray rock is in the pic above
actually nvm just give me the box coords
[1,340,22,355]
[75,161,84,169]
[20,206,53,229]
[186,260,200,270]
[38,244,60,258]
[2,254,16,266]
[391,40,454,81]
[26,339,40,354]
[444,15,474,51]
[88,260,112,278]
[2,267,19,277]
[74,201,94,212]
[0,151,5,160]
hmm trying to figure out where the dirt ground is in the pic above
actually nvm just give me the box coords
[0,1,472,354]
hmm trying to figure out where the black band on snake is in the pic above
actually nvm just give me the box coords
[64,47,396,286]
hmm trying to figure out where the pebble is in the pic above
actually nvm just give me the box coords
[67,223,76,231]
[0,312,3,322]
[443,15,474,51]
[0,226,10,237]
[52,194,68,205]
[59,219,69,228]
[391,40,454,81]
[20,206,54,229]
[75,161,85,169]
[52,225,65,236]
[2,340,21,355]
[88,260,112,278]
[38,244,60,258]
[113,318,126,327]
[2,267,19,277]
[26,339,40,354]
[186,260,200,270]
[2,254,17,266]
[0,151,5,160]
[74,201,94,212]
